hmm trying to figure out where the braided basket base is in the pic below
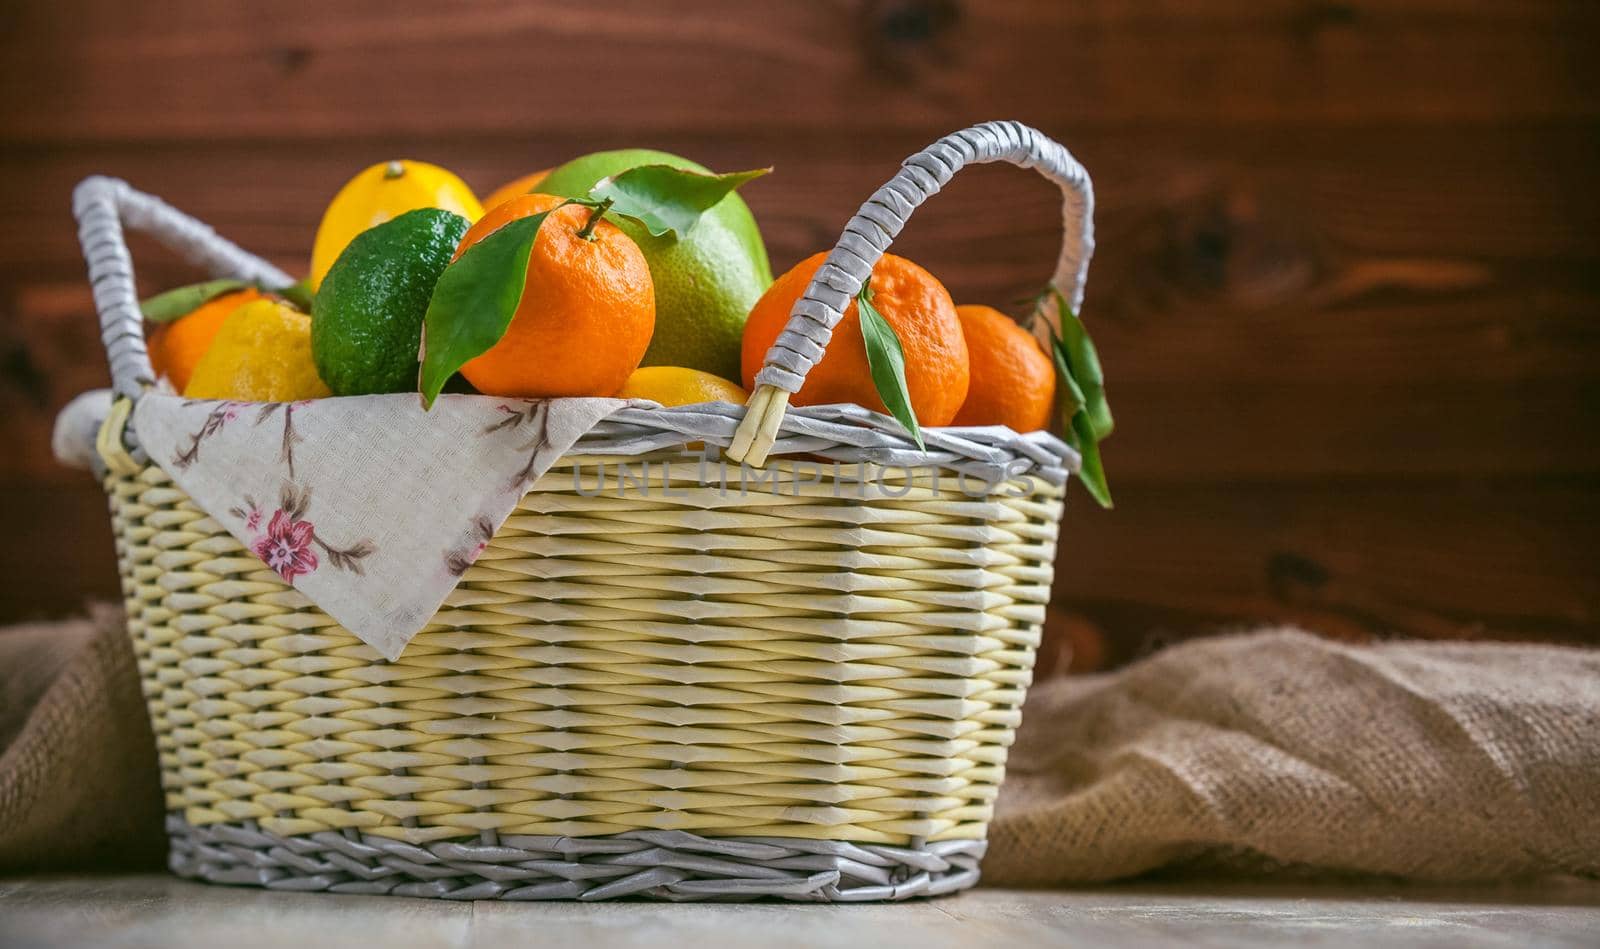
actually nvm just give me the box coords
[166,816,984,901]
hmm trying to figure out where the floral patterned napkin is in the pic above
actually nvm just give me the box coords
[131,392,628,660]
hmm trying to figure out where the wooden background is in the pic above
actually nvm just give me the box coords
[2,0,1596,672]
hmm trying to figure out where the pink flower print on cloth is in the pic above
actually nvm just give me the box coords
[232,484,373,583]
[253,509,319,581]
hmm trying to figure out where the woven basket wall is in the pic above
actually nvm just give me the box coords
[106,452,1061,896]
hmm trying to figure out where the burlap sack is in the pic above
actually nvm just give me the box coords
[2,615,1596,882]
[0,607,165,872]
[984,629,1600,884]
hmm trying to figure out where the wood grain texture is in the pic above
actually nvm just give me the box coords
[3,0,1599,144]
[1,0,1596,660]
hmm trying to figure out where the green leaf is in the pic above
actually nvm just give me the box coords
[857,280,924,451]
[139,279,249,323]
[276,277,316,313]
[1066,410,1113,508]
[1048,326,1086,423]
[417,210,554,407]
[141,276,316,322]
[1051,289,1114,440]
[1042,292,1114,509]
[590,164,770,239]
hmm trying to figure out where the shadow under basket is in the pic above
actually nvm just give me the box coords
[74,119,1095,900]
[109,454,1062,900]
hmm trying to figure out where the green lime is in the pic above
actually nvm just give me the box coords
[312,208,470,395]
[536,149,772,380]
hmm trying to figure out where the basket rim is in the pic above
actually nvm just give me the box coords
[133,390,1078,480]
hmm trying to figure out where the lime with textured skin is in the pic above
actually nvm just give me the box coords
[312,208,470,395]
[535,149,772,381]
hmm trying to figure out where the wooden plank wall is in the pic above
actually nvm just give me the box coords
[2,0,1596,672]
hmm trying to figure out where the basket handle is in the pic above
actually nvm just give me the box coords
[727,120,1094,466]
[72,176,295,401]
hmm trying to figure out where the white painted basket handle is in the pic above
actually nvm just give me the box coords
[72,176,294,401]
[728,120,1094,466]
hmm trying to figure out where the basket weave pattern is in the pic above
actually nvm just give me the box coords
[110,457,1060,849]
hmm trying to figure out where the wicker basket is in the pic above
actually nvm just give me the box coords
[71,121,1092,901]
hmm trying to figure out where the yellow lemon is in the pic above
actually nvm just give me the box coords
[615,366,748,406]
[147,288,264,393]
[184,300,332,402]
[309,160,483,290]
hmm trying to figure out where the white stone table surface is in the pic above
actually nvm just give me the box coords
[2,874,1597,948]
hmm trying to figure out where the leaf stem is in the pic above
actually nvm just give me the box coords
[576,197,614,240]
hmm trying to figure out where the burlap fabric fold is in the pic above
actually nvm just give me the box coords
[983,629,1600,885]
[0,608,165,872]
[3,615,1596,882]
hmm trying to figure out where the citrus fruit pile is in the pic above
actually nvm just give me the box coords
[142,150,1112,503]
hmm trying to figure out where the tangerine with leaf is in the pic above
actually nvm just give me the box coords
[421,164,770,404]
[740,252,970,428]
[423,193,654,400]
